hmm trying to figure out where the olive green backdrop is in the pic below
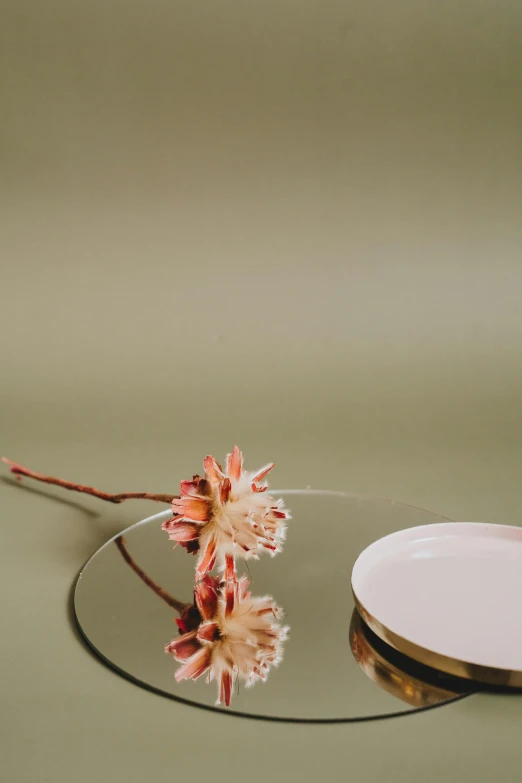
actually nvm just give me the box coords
[1,2,522,781]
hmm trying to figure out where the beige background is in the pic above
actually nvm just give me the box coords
[1,1,522,781]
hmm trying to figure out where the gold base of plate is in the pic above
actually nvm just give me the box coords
[353,594,522,688]
[349,610,472,707]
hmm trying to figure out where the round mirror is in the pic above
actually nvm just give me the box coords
[74,490,472,721]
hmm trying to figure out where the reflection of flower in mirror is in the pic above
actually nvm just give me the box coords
[163,446,290,578]
[166,574,289,707]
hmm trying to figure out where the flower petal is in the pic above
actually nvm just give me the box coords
[224,553,236,583]
[197,622,220,642]
[161,516,181,531]
[256,606,277,617]
[227,445,243,481]
[166,522,201,542]
[175,647,212,682]
[219,669,233,707]
[172,497,211,522]
[194,574,219,620]
[196,537,217,578]
[175,603,201,633]
[238,576,250,601]
[250,463,274,484]
[165,632,202,661]
[225,579,236,617]
[180,477,209,498]
[220,477,231,504]
[252,483,268,493]
[270,509,288,519]
[203,455,225,485]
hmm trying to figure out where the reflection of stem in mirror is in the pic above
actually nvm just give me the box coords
[114,536,188,614]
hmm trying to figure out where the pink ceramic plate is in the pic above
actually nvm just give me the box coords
[351,522,522,686]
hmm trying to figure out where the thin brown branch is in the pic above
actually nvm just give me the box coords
[114,535,188,614]
[1,458,177,505]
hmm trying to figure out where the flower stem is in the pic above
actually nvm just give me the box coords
[1,458,177,505]
[115,535,188,614]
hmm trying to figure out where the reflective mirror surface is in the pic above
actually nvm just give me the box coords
[74,491,471,721]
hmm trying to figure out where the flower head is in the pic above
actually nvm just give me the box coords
[162,446,290,578]
[165,574,288,707]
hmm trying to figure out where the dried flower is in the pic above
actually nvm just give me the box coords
[165,574,288,706]
[162,446,290,578]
